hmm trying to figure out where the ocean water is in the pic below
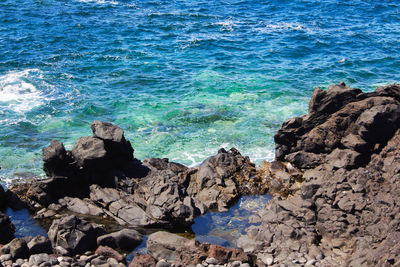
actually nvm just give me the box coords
[1,0,400,184]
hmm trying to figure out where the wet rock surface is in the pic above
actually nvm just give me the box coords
[0,212,15,245]
[239,83,400,266]
[145,231,252,266]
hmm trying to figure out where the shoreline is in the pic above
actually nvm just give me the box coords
[1,82,400,266]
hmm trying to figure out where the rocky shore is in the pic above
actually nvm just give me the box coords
[1,83,399,266]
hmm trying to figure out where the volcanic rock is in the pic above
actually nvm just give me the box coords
[0,212,15,245]
[48,215,106,255]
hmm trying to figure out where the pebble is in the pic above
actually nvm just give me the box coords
[239,264,250,267]
[156,259,171,267]
[107,257,119,265]
[206,258,219,265]
[265,257,273,265]
[229,261,242,267]
[306,259,317,266]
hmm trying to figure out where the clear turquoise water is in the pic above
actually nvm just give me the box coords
[1,0,400,183]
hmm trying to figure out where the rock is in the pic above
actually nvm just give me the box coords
[206,257,219,264]
[97,228,142,251]
[208,245,250,264]
[155,259,170,267]
[128,253,157,267]
[0,212,15,244]
[27,235,52,255]
[0,238,29,260]
[42,140,73,178]
[147,231,189,261]
[240,84,400,266]
[63,197,104,216]
[91,121,134,164]
[185,148,259,212]
[48,215,106,255]
[72,136,107,169]
[0,185,7,209]
[28,253,52,266]
[95,245,124,262]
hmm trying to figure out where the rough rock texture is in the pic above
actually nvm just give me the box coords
[97,228,142,251]
[27,235,52,255]
[128,253,157,267]
[48,215,106,255]
[275,83,400,169]
[240,83,400,266]
[0,185,7,209]
[10,121,263,229]
[0,212,15,245]
[0,238,29,260]
[146,231,251,266]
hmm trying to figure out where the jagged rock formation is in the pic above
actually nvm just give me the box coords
[9,121,263,229]
[239,83,400,266]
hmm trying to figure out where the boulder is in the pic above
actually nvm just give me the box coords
[42,140,73,177]
[0,185,7,209]
[147,231,189,261]
[0,238,29,260]
[0,212,15,244]
[128,253,157,267]
[72,136,107,169]
[48,215,106,255]
[94,245,125,262]
[97,228,142,251]
[91,121,134,164]
[27,235,52,255]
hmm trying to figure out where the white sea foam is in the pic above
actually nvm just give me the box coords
[0,69,56,113]
[213,19,236,31]
[77,0,120,5]
[255,22,310,33]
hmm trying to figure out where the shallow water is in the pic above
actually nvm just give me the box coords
[1,1,400,184]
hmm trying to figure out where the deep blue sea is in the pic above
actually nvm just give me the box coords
[1,0,400,184]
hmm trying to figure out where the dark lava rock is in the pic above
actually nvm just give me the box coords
[147,231,251,266]
[240,84,400,266]
[0,185,7,210]
[97,228,142,251]
[27,235,52,255]
[0,238,29,260]
[0,212,15,245]
[48,215,106,255]
[9,121,263,233]
[128,253,157,267]
[94,245,125,262]
[275,83,400,169]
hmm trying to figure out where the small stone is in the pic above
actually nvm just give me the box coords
[206,257,219,265]
[196,264,203,267]
[55,246,70,256]
[0,254,12,261]
[107,257,119,265]
[239,264,250,267]
[230,261,241,267]
[299,257,307,264]
[16,258,25,265]
[156,259,171,267]
[265,257,273,265]
[305,259,316,266]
